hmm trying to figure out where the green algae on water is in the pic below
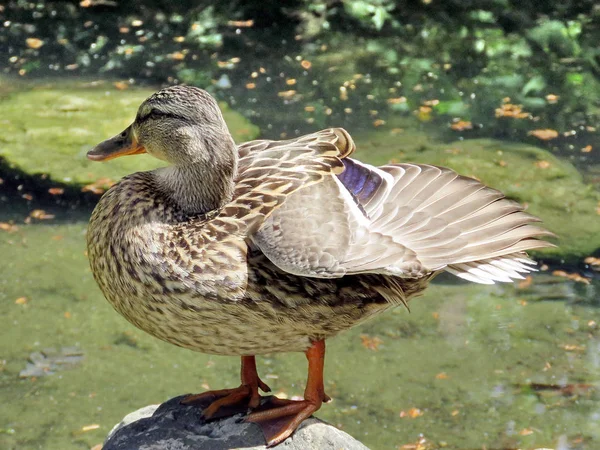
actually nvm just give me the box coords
[1,219,598,449]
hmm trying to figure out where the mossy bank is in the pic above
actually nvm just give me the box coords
[0,82,259,185]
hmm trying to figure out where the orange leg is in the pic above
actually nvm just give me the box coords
[181,355,271,419]
[245,340,331,447]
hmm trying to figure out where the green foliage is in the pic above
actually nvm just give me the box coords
[186,7,223,47]
[342,0,397,31]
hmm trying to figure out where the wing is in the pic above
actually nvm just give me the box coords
[222,128,355,234]
[251,145,554,283]
[251,138,427,279]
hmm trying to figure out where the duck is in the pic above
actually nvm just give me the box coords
[87,85,554,446]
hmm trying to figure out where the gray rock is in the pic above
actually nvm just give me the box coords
[104,395,369,450]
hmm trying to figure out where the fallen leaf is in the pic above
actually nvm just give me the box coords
[416,106,432,121]
[399,435,431,450]
[82,178,116,195]
[80,0,118,6]
[495,103,530,119]
[277,90,297,99]
[15,297,28,305]
[518,275,533,289]
[226,19,254,27]
[81,424,100,432]
[0,222,19,232]
[300,60,312,69]
[546,94,559,104]
[435,372,449,380]
[534,160,551,169]
[387,97,407,104]
[373,119,386,127]
[26,38,44,49]
[581,145,592,153]
[339,86,348,101]
[450,120,473,131]
[519,428,534,436]
[48,187,65,195]
[399,407,423,418]
[552,270,591,285]
[113,81,129,90]
[528,129,559,140]
[560,343,586,352]
[360,334,383,351]
[170,51,185,61]
[30,210,55,220]
[584,256,600,266]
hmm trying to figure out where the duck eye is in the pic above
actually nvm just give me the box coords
[142,109,163,120]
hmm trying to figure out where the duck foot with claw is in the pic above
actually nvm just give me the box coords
[181,355,271,420]
[183,340,330,447]
[247,340,330,447]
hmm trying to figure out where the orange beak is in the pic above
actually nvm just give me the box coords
[87,124,146,161]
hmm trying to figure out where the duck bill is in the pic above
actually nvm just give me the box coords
[87,125,146,161]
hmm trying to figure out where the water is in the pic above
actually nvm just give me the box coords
[1,206,598,449]
[1,44,600,450]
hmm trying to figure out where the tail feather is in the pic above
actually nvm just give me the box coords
[371,163,555,282]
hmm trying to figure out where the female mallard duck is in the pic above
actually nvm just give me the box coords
[87,86,553,446]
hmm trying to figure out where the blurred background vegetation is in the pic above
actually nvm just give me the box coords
[2,0,600,143]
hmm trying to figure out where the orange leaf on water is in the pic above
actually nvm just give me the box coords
[360,334,383,351]
[528,129,559,140]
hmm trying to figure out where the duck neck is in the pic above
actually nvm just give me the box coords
[155,158,237,216]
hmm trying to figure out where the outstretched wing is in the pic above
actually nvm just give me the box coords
[250,134,427,279]
[249,137,554,283]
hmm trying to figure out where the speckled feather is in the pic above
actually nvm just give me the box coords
[88,126,416,355]
[87,86,553,357]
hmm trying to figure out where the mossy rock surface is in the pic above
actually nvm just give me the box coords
[0,85,260,184]
[354,122,600,260]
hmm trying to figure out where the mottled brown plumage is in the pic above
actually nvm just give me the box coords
[86,85,554,446]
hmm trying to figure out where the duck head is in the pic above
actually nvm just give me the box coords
[88,85,238,214]
[88,85,235,166]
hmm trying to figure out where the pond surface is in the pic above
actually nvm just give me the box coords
[1,78,599,450]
